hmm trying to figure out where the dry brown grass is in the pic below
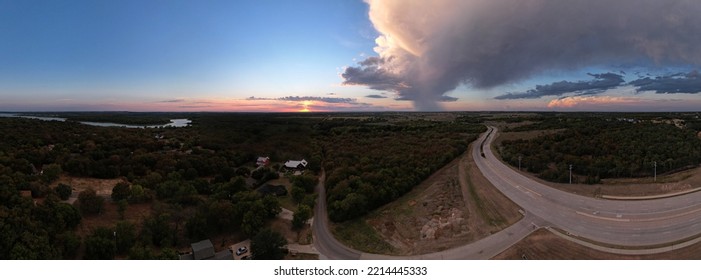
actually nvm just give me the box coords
[494,229,701,260]
[337,141,522,256]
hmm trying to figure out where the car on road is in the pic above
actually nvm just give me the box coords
[236,246,248,256]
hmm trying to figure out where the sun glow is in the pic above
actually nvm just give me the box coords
[300,101,313,112]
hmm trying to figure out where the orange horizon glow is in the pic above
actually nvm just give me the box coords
[16,97,392,112]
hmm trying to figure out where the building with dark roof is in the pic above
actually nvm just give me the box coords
[180,239,233,260]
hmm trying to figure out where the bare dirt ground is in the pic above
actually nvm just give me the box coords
[359,142,522,255]
[53,175,126,196]
[494,229,701,259]
[544,168,700,197]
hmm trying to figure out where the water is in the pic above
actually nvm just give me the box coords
[0,113,191,128]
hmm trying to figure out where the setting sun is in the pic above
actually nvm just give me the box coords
[300,101,312,112]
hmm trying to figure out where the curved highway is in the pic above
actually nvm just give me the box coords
[476,126,701,247]
[312,126,701,259]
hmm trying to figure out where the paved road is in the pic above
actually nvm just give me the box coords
[312,126,701,259]
[312,144,541,259]
[476,126,701,247]
[312,170,362,260]
[312,164,541,259]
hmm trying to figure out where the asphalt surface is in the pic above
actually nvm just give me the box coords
[312,170,362,260]
[312,126,701,259]
[477,126,701,247]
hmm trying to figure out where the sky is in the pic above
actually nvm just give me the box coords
[1,0,701,112]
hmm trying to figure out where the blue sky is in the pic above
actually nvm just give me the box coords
[1,0,701,112]
[0,0,381,111]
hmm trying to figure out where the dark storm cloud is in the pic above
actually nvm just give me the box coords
[440,96,458,102]
[341,62,405,92]
[365,94,387,99]
[494,73,625,100]
[395,95,457,102]
[278,96,357,104]
[629,71,701,94]
[343,0,701,110]
[247,96,371,106]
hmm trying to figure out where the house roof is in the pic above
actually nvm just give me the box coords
[191,239,215,260]
[213,250,233,260]
[284,159,308,168]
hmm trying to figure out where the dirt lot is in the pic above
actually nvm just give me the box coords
[543,167,701,197]
[348,142,522,256]
[494,229,701,260]
[52,175,126,197]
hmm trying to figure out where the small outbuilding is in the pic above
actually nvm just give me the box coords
[256,156,270,167]
[180,239,233,260]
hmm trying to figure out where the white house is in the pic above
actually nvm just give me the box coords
[284,159,308,169]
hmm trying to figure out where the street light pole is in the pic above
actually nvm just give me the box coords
[654,161,657,182]
[518,155,522,171]
[569,164,573,184]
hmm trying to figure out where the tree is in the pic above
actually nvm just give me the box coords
[291,186,305,203]
[242,211,265,237]
[41,163,62,183]
[117,199,128,220]
[185,213,210,241]
[251,229,287,260]
[55,183,72,200]
[128,243,154,260]
[292,174,317,193]
[55,232,81,259]
[84,227,116,260]
[292,205,311,229]
[158,247,180,260]
[115,221,136,255]
[78,188,104,215]
[53,202,82,231]
[111,182,131,201]
[129,184,147,203]
[141,212,173,247]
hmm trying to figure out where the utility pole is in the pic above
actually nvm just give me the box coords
[654,161,657,182]
[569,164,573,184]
[518,155,522,171]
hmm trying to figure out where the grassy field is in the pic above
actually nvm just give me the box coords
[331,219,396,255]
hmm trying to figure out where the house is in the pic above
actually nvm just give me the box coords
[284,159,308,170]
[192,239,215,260]
[256,156,270,167]
[180,239,233,260]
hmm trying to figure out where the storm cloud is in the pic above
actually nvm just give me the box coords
[342,0,701,110]
[629,71,701,94]
[248,96,371,106]
[365,94,387,99]
[494,73,625,100]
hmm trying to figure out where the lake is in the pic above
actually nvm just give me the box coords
[0,113,191,128]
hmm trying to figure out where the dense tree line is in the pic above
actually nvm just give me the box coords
[318,117,485,222]
[500,117,701,183]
